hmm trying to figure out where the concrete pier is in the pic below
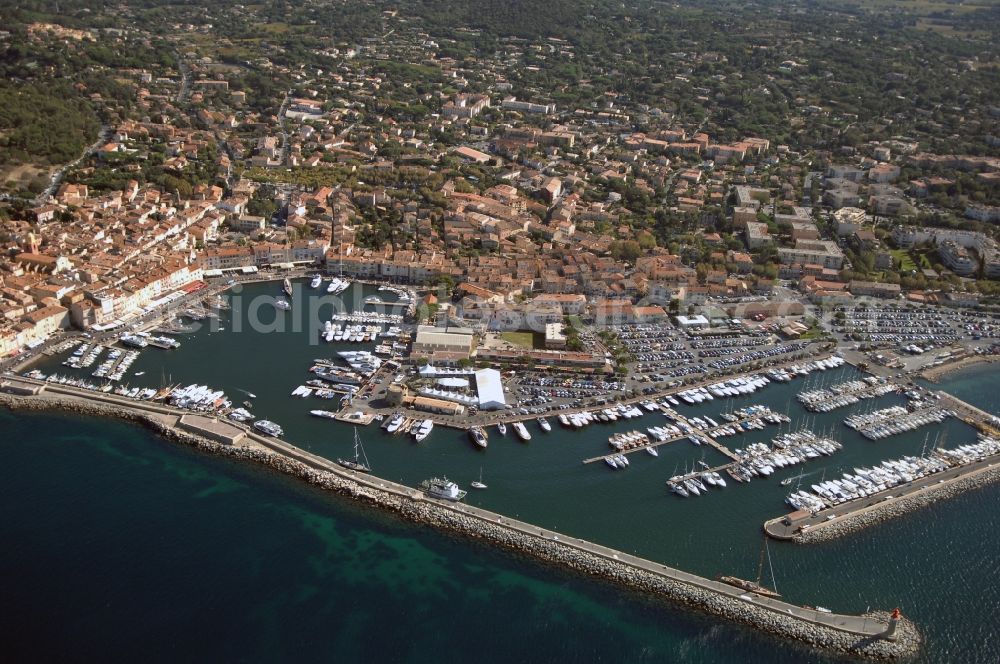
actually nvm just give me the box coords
[936,391,1000,436]
[581,411,765,464]
[764,451,1000,542]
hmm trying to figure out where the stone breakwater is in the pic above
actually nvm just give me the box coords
[794,464,1000,545]
[920,355,999,383]
[0,392,921,660]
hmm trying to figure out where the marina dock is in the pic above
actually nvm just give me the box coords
[581,409,769,465]
[936,391,1000,436]
[0,374,916,657]
[764,448,1000,541]
[797,379,900,413]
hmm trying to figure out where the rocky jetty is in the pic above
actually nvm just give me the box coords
[795,463,1000,545]
[0,389,921,660]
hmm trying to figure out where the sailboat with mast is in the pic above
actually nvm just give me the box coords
[470,466,487,490]
[717,538,781,598]
[337,427,371,473]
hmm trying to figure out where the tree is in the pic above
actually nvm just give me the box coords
[435,274,455,295]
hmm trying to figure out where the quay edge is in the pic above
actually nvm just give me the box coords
[765,460,1000,545]
[0,387,921,660]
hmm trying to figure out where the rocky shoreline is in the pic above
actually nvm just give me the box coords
[920,354,999,382]
[0,392,921,660]
[794,463,1000,545]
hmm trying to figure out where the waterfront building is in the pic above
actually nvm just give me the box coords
[474,368,507,410]
[412,326,476,359]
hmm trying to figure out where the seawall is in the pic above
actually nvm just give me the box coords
[0,388,921,660]
[776,462,1000,545]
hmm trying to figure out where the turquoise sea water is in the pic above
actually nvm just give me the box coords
[7,280,999,661]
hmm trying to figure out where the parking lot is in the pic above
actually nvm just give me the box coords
[833,305,999,350]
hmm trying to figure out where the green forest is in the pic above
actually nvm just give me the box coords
[0,81,99,166]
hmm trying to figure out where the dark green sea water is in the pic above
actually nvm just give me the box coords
[6,280,999,662]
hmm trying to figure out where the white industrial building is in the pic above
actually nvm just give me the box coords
[474,368,507,410]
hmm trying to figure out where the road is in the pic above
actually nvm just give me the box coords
[33,124,112,205]
[277,91,292,164]
[175,52,191,104]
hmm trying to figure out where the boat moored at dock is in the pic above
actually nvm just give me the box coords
[337,428,371,473]
[469,426,489,449]
[253,419,284,437]
[512,421,531,441]
[413,419,434,442]
[419,477,467,501]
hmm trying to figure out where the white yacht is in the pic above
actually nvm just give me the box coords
[469,427,488,449]
[470,467,487,490]
[537,417,552,432]
[420,477,467,501]
[253,420,284,437]
[512,421,532,441]
[413,419,434,442]
[385,413,405,433]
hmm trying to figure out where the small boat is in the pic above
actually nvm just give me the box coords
[647,446,659,457]
[310,275,322,289]
[282,278,293,297]
[469,426,489,449]
[512,421,531,441]
[310,410,337,419]
[470,466,487,490]
[497,422,507,436]
[274,298,291,310]
[781,472,806,487]
[537,417,552,432]
[134,371,145,376]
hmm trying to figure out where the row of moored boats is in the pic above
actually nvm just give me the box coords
[786,437,1000,512]
[797,377,899,413]
[92,348,140,382]
[844,405,954,440]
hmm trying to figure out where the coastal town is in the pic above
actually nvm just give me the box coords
[3,10,1000,365]
[1,1,998,660]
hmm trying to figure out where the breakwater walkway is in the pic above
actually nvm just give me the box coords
[937,391,1000,436]
[764,451,1000,543]
[0,375,920,659]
